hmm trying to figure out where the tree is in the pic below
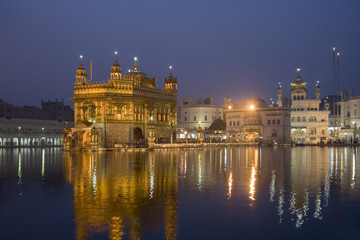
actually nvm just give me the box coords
[208,118,226,131]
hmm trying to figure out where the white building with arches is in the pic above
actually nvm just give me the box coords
[283,69,330,143]
[0,118,65,147]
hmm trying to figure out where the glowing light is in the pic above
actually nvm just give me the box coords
[80,55,83,59]
[333,46,336,51]
[297,68,300,72]
[249,165,256,201]
[134,56,137,61]
[227,171,233,199]
[128,69,130,72]
[114,51,118,55]
[337,52,340,56]
[41,149,45,177]
[249,105,255,111]
[169,65,173,69]
[228,105,232,110]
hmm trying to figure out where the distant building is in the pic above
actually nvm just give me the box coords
[225,97,291,144]
[339,88,360,142]
[287,69,330,143]
[177,97,224,138]
[65,55,177,149]
[0,98,74,147]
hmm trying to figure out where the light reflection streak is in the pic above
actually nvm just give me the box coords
[351,152,356,188]
[227,171,233,199]
[18,151,23,196]
[249,165,256,201]
[41,149,45,177]
[313,189,322,219]
[224,148,227,169]
[277,187,284,223]
[18,151,22,184]
[323,174,330,207]
[198,154,202,191]
[269,169,276,202]
[150,157,154,199]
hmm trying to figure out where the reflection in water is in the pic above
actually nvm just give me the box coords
[62,146,360,238]
[249,165,256,201]
[63,151,178,240]
[227,171,233,199]
[1,147,360,239]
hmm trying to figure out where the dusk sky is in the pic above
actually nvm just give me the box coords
[1,0,360,107]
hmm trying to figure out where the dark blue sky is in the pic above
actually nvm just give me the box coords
[1,0,360,106]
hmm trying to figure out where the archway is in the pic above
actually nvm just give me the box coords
[12,138,19,146]
[133,127,144,142]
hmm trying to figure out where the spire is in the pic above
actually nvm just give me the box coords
[75,55,87,84]
[134,57,138,70]
[169,65,173,76]
[77,55,85,70]
[164,65,177,93]
[296,67,301,77]
[110,51,122,80]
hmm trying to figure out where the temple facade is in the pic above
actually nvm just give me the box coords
[225,98,292,144]
[64,54,178,150]
[285,69,330,144]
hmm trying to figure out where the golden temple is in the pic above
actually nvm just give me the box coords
[63,54,178,150]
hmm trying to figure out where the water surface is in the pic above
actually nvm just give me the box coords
[0,146,360,239]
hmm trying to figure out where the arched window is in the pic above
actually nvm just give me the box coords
[301,95,304,100]
[297,116,301,121]
[292,117,295,122]
[297,96,300,100]
[293,96,296,100]
[302,117,306,122]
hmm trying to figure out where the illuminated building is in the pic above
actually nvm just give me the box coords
[339,88,360,141]
[65,54,178,149]
[177,97,224,130]
[287,69,330,143]
[225,97,291,144]
[0,99,73,147]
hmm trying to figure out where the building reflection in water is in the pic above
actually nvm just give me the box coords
[63,151,178,240]
[62,146,360,239]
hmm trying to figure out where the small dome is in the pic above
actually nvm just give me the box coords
[293,76,305,85]
[77,63,85,71]
[112,59,120,67]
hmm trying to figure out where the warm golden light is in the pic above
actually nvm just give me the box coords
[249,105,255,111]
[249,165,256,201]
[228,105,232,110]
[134,56,137,61]
[227,171,233,199]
